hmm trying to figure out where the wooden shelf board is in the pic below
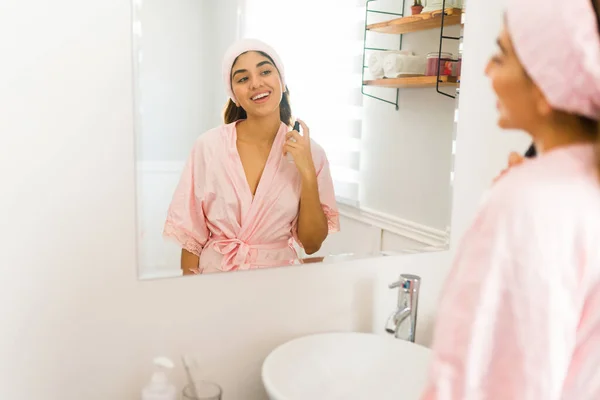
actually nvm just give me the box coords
[363,75,460,88]
[367,8,463,34]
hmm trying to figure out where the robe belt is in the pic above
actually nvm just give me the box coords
[211,237,290,271]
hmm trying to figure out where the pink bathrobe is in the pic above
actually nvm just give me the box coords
[163,121,340,273]
[422,144,600,399]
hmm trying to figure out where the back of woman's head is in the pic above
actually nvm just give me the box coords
[504,0,600,175]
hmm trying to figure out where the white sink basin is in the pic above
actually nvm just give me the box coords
[262,332,432,400]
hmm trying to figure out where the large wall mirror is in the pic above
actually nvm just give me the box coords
[133,0,465,279]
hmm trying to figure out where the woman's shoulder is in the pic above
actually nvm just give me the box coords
[486,144,600,222]
[192,123,234,149]
[465,145,600,282]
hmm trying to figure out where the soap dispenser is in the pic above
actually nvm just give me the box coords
[142,357,177,400]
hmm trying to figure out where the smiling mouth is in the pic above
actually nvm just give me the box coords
[251,91,271,102]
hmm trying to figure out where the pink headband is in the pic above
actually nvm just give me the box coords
[506,0,600,119]
[221,38,286,105]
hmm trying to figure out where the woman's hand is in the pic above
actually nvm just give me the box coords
[284,119,317,181]
[182,267,200,275]
[181,249,200,275]
[300,256,325,264]
[493,151,525,183]
[285,118,328,254]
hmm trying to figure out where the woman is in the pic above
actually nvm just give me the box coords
[423,0,600,398]
[164,39,340,275]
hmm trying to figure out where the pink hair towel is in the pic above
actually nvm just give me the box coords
[506,0,600,119]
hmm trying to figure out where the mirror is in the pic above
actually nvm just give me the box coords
[133,0,464,279]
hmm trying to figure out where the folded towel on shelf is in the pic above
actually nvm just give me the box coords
[367,50,413,80]
[367,53,385,80]
[383,53,426,78]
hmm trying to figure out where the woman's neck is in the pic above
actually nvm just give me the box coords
[237,112,282,144]
[530,113,596,154]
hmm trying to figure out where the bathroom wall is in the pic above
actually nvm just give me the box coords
[209,0,241,118]
[360,0,462,231]
[135,0,218,162]
[0,1,530,399]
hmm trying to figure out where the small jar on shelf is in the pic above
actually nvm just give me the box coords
[425,52,460,76]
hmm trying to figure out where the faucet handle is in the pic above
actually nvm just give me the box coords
[388,281,402,289]
[389,274,421,290]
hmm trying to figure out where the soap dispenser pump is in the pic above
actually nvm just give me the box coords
[142,357,177,400]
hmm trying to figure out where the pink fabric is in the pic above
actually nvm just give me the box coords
[506,0,600,119]
[422,144,600,399]
[163,121,340,274]
[222,38,287,104]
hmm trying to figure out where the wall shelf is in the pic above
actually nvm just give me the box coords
[361,0,462,108]
[363,75,459,89]
[367,8,463,35]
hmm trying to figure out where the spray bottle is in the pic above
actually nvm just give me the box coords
[286,120,301,163]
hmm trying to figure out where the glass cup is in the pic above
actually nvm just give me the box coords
[182,381,222,400]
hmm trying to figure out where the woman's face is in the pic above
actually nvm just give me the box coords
[230,51,283,118]
[485,26,549,131]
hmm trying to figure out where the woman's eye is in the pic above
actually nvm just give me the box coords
[237,77,248,83]
[261,70,272,75]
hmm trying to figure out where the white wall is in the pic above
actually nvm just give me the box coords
[0,1,530,399]
[210,0,240,119]
[136,162,185,279]
[135,0,218,162]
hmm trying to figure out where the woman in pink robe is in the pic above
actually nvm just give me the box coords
[163,39,340,275]
[422,0,600,398]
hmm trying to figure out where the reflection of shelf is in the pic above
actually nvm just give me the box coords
[363,75,459,88]
[367,8,462,34]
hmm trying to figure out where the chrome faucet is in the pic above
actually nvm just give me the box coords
[385,274,421,342]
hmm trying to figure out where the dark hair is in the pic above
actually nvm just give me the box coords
[592,0,600,177]
[223,51,292,126]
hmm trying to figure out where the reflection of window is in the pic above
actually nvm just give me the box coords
[242,0,364,206]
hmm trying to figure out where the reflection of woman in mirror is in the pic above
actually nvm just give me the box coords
[163,39,339,275]
[423,0,600,398]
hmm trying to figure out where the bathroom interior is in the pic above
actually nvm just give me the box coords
[2,0,531,398]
